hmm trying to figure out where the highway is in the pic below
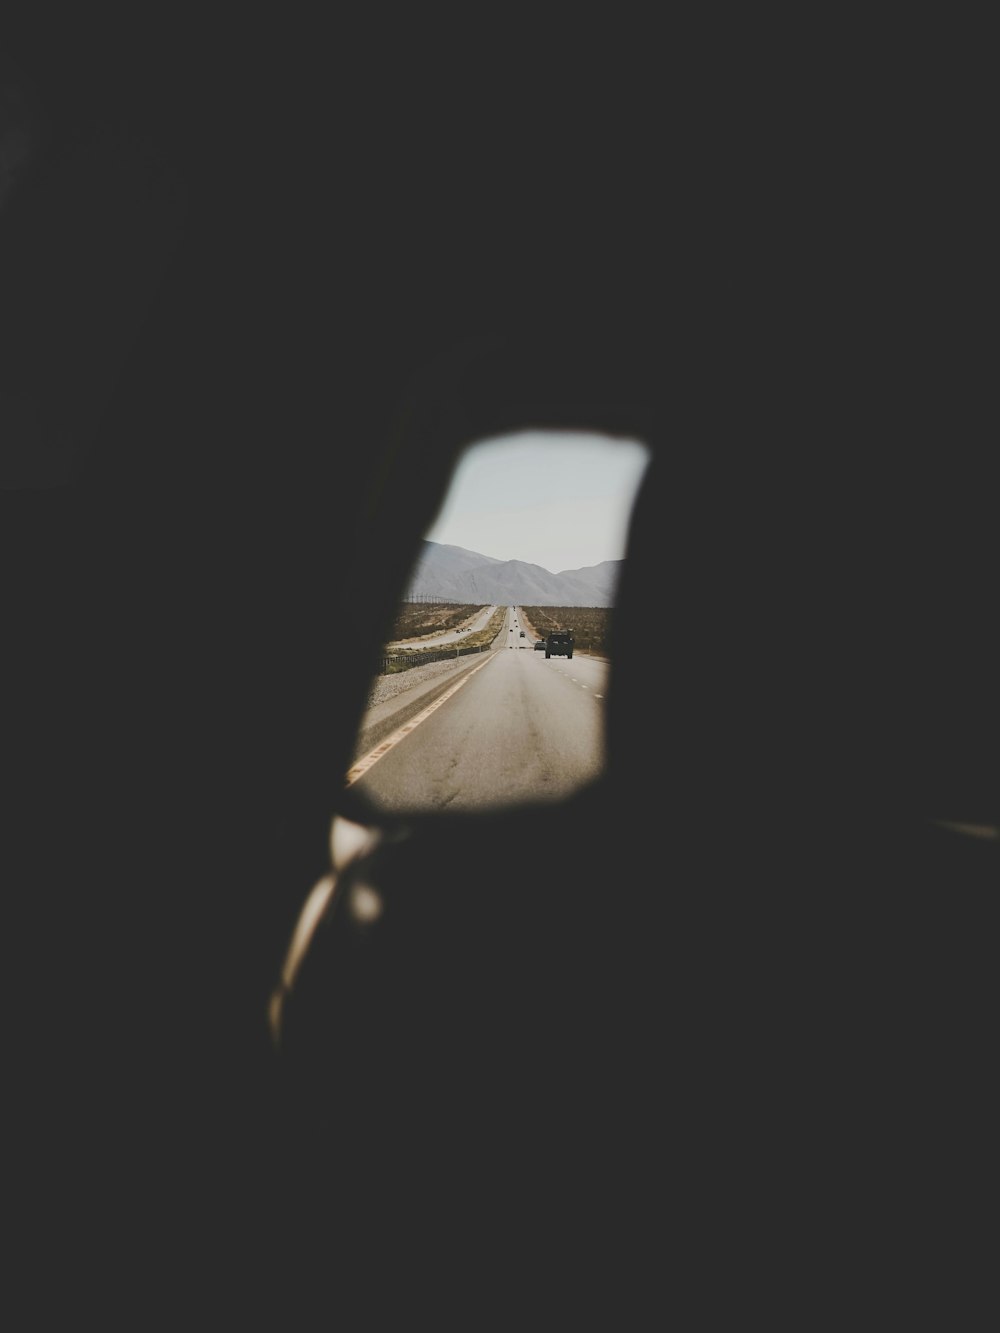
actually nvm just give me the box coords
[352,606,608,812]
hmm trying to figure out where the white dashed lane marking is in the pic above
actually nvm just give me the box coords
[550,664,602,696]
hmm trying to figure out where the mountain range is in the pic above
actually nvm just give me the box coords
[405,541,624,607]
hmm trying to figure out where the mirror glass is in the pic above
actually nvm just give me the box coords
[347,429,650,814]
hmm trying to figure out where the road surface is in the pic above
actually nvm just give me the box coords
[352,606,608,811]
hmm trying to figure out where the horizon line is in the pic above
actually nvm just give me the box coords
[420,537,623,574]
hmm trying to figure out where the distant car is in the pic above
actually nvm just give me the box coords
[533,640,546,651]
[519,631,525,638]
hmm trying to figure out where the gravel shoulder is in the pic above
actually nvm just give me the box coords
[365,654,488,709]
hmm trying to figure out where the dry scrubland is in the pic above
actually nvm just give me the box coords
[390,602,484,640]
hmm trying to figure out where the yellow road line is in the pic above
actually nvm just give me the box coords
[345,653,496,787]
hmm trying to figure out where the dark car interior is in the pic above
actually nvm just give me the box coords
[4,21,997,1318]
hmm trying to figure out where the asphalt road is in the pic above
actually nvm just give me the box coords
[352,606,608,812]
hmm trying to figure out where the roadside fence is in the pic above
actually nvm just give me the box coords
[378,641,502,675]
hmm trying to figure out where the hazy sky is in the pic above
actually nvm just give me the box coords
[424,430,650,572]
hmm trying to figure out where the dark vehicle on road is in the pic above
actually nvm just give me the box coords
[545,631,574,659]
[520,631,525,637]
[533,640,546,651]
